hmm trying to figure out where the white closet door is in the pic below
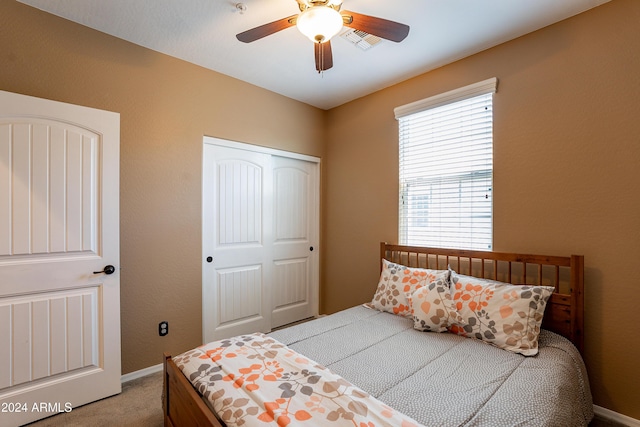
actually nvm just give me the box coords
[202,139,319,343]
[0,90,120,427]
[271,155,319,328]
[203,144,274,342]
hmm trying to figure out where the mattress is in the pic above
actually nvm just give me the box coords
[267,305,594,427]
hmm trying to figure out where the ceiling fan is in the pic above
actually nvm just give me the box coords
[236,0,410,72]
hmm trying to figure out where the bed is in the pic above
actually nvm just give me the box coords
[163,242,592,426]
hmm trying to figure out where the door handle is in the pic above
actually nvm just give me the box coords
[94,265,116,275]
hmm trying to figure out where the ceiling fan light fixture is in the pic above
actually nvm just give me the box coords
[296,6,343,43]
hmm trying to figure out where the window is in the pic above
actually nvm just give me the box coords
[395,78,497,250]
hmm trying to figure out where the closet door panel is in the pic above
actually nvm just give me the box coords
[271,156,319,328]
[202,144,272,342]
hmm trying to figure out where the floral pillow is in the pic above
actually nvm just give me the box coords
[448,272,555,356]
[407,278,465,332]
[369,259,450,317]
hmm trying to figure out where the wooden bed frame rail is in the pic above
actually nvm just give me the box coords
[163,352,224,427]
[380,242,585,355]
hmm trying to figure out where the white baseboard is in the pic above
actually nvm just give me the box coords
[120,363,163,383]
[595,405,640,426]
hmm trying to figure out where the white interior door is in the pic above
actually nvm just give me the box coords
[202,139,319,343]
[0,90,120,427]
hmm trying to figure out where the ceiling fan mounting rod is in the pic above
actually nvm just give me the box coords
[297,0,342,12]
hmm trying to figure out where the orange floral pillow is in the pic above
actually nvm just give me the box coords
[407,278,465,332]
[369,259,450,317]
[449,272,555,356]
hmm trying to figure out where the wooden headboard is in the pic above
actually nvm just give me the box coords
[380,242,585,355]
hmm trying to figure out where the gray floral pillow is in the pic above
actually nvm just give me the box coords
[449,272,555,356]
[370,259,449,317]
[408,278,465,332]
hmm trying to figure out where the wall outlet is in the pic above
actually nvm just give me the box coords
[159,321,168,336]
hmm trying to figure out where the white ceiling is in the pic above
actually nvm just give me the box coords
[19,0,610,110]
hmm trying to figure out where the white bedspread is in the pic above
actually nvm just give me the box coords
[175,332,424,426]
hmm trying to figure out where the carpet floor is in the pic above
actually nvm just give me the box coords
[25,371,163,427]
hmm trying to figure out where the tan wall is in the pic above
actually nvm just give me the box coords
[2,0,640,421]
[0,1,325,374]
[323,0,640,419]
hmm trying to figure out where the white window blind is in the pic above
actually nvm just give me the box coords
[396,78,497,250]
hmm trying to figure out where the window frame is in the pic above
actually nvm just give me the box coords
[395,78,498,250]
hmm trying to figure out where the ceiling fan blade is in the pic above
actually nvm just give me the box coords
[236,15,297,43]
[342,10,409,42]
[314,41,333,72]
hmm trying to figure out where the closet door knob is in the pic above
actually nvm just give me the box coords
[94,265,116,275]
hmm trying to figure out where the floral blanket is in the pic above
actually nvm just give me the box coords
[174,333,423,427]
